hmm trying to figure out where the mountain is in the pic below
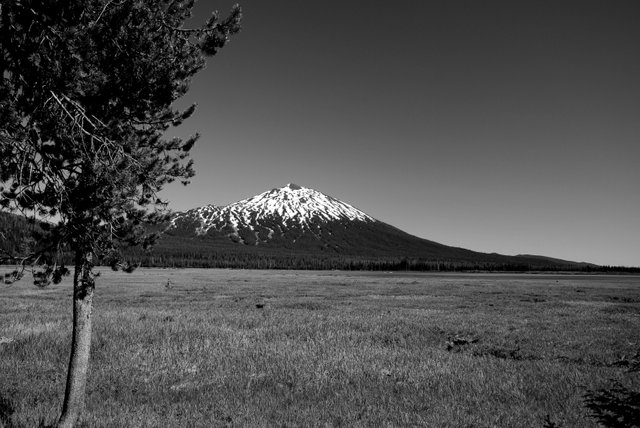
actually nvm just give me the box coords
[0,185,616,270]
[154,183,589,270]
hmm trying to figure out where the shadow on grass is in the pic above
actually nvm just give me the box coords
[542,414,563,427]
[0,393,17,428]
[0,393,53,428]
[584,381,640,427]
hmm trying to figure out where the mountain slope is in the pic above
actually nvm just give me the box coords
[158,184,586,269]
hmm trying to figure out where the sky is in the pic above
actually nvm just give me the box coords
[160,0,640,267]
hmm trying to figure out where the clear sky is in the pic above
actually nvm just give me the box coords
[160,0,640,267]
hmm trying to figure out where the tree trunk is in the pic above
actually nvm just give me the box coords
[58,251,95,428]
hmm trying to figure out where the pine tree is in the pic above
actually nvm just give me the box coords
[0,1,241,426]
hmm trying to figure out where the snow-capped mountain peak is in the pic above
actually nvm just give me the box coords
[170,184,375,242]
[230,183,374,224]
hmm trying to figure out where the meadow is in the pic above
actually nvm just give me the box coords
[1,268,639,427]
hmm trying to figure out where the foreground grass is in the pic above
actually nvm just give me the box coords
[1,269,639,427]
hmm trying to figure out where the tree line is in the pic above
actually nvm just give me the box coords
[124,246,640,273]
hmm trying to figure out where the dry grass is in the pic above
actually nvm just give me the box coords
[1,268,639,427]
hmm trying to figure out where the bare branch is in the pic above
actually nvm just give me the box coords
[92,0,118,27]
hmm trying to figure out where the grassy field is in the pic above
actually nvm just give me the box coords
[1,268,639,427]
